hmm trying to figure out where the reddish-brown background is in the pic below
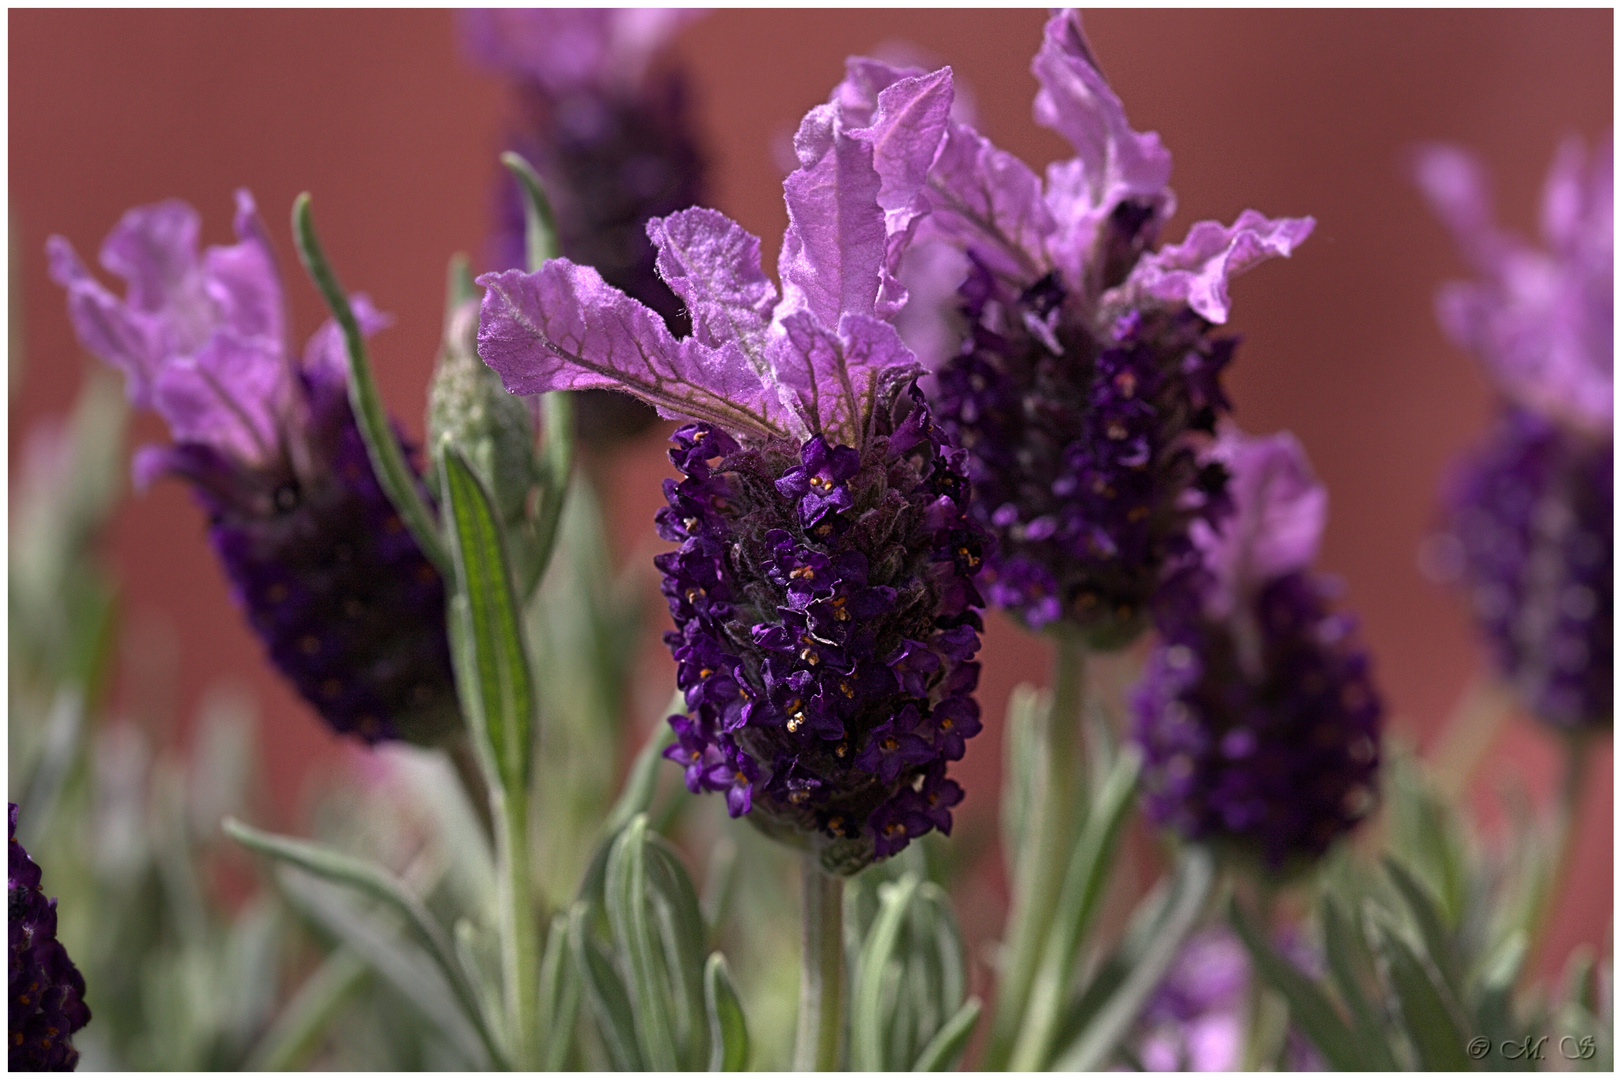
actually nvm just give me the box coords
[10,10,1611,975]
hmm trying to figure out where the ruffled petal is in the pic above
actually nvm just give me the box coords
[1123,210,1314,324]
[477,260,796,438]
[1031,10,1172,218]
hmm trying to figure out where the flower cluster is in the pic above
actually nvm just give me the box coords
[478,63,988,869]
[1415,139,1612,730]
[9,805,90,1072]
[463,8,708,444]
[894,11,1312,644]
[48,194,459,746]
[1132,431,1381,870]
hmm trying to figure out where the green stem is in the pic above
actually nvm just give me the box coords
[984,633,1089,1070]
[498,791,540,1069]
[446,730,496,843]
[1239,885,1283,1071]
[793,854,845,1071]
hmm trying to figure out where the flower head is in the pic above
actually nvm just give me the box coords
[9,804,91,1071]
[887,11,1312,645]
[478,66,985,871]
[462,8,708,444]
[1132,430,1381,871]
[1415,139,1612,729]
[48,193,459,746]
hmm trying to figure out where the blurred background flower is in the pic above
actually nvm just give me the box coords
[9,8,1610,1013]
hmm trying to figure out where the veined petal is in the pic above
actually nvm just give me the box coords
[1032,10,1172,219]
[477,261,792,438]
[1123,210,1314,324]
[1193,428,1327,618]
[152,329,285,464]
[648,208,777,359]
[768,311,922,442]
[922,120,1055,281]
[778,104,889,327]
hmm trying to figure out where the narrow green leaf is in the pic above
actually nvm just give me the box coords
[275,867,493,1069]
[445,251,478,314]
[915,882,967,1026]
[608,709,680,835]
[1231,894,1368,1071]
[705,953,750,1071]
[222,818,476,1024]
[1319,895,1401,1070]
[538,913,582,1071]
[1010,748,1141,1070]
[1370,915,1475,1070]
[290,193,448,575]
[453,917,506,1053]
[911,996,981,1072]
[244,948,370,1071]
[852,873,921,1071]
[500,151,562,271]
[1050,849,1214,1072]
[441,446,535,794]
[645,835,711,1067]
[1053,875,1172,1051]
[570,901,644,1071]
[1384,856,1466,1001]
[607,816,680,1071]
[1473,929,1527,1052]
[998,684,1044,884]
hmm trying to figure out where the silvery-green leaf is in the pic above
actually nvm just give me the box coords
[500,152,562,271]
[1369,914,1475,1071]
[852,873,920,1071]
[645,834,711,1067]
[570,901,644,1071]
[275,867,492,1069]
[1320,894,1401,1070]
[911,995,980,1072]
[537,913,581,1071]
[704,953,750,1071]
[291,194,447,575]
[221,815,488,1056]
[606,816,679,1071]
[1008,746,1140,1070]
[1384,856,1467,1005]
[1231,893,1369,1072]
[244,948,370,1072]
[1050,847,1214,1072]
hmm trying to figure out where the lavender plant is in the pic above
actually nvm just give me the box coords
[1415,138,1613,732]
[48,195,460,748]
[18,10,1612,1075]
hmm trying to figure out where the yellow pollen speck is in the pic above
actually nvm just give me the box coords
[881,737,899,752]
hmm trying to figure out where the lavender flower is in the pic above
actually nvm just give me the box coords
[1415,139,1612,730]
[891,11,1312,645]
[1132,430,1381,870]
[9,805,90,1071]
[478,66,985,871]
[462,9,708,444]
[48,194,459,746]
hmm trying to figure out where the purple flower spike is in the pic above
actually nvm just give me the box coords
[479,70,986,871]
[1416,139,1612,730]
[884,10,1312,645]
[49,195,459,747]
[1131,429,1382,872]
[10,805,91,1071]
[462,8,708,445]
